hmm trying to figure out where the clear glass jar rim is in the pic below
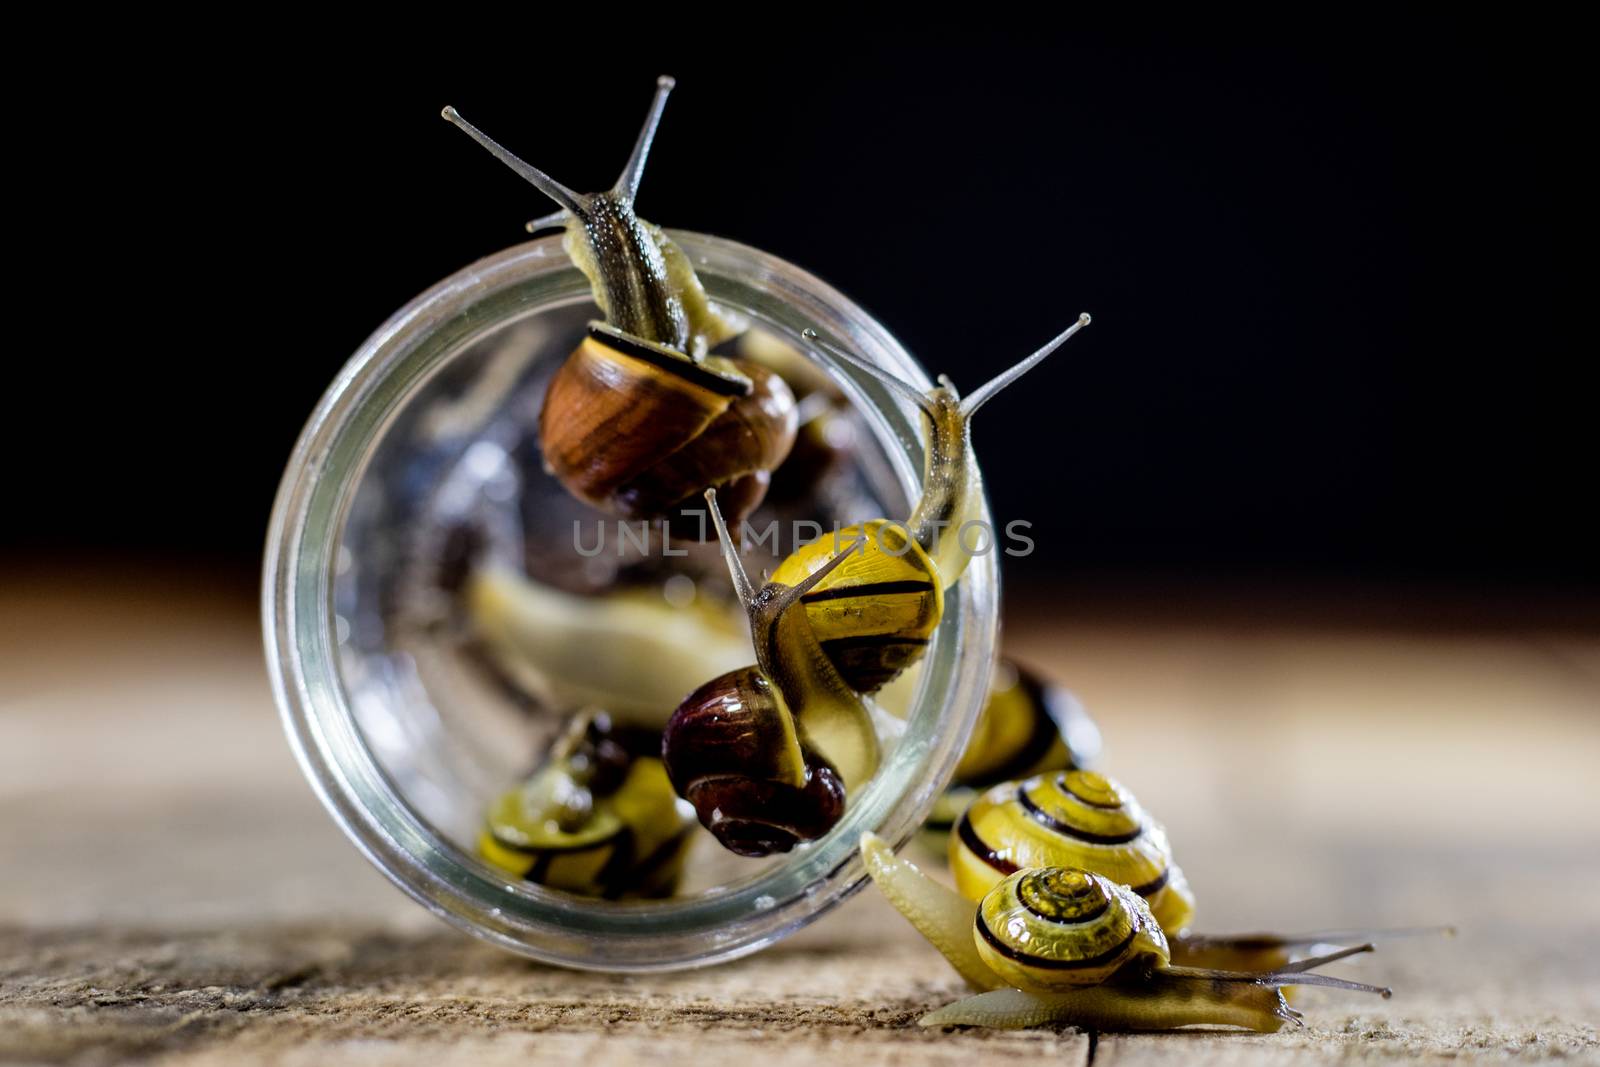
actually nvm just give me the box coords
[262,232,999,971]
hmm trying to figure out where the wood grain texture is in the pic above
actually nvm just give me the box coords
[2,569,1597,1065]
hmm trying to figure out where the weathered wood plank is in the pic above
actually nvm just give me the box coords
[2,573,1596,1064]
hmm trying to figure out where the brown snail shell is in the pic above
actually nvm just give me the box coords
[661,668,845,857]
[539,326,797,531]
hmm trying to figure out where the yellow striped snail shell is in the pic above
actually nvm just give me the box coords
[953,661,1102,788]
[951,769,1197,934]
[443,78,797,532]
[769,519,943,693]
[770,317,1090,692]
[921,661,1103,846]
[861,835,1393,1032]
[478,714,695,898]
[975,867,1168,992]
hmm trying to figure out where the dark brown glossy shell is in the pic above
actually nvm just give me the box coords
[539,332,797,533]
[661,667,845,857]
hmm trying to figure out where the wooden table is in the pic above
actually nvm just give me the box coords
[3,568,1597,1064]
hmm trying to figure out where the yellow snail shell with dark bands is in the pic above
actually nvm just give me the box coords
[952,661,1101,787]
[768,519,943,693]
[479,757,693,899]
[975,867,1170,992]
[951,769,1197,933]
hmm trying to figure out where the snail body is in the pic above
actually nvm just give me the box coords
[861,835,1392,1032]
[662,491,878,856]
[774,318,1090,692]
[466,565,750,726]
[443,79,797,531]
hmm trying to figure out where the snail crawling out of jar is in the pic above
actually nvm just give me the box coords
[443,78,798,532]
[661,318,1091,856]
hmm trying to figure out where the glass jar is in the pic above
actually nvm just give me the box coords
[263,232,999,970]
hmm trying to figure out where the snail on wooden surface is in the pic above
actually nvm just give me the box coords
[479,712,693,898]
[443,78,797,531]
[861,835,1392,1031]
[661,490,878,857]
[767,317,1090,692]
[939,766,1450,971]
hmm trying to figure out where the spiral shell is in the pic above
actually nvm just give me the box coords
[539,327,797,529]
[951,661,1102,788]
[662,667,847,857]
[951,770,1196,932]
[479,756,693,898]
[768,520,943,692]
[974,867,1170,992]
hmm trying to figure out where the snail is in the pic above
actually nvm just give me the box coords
[442,78,797,532]
[661,490,879,857]
[765,317,1090,693]
[860,835,1392,1031]
[920,660,1102,848]
[479,712,695,898]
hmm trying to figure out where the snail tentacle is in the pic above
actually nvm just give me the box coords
[1169,925,1455,971]
[614,75,675,201]
[959,313,1091,417]
[441,106,586,216]
[524,208,570,234]
[447,78,738,361]
[1163,945,1392,998]
[705,486,759,608]
[801,315,1089,589]
[800,329,940,418]
[1277,942,1376,973]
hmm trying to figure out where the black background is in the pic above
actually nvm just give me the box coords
[14,23,1592,601]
